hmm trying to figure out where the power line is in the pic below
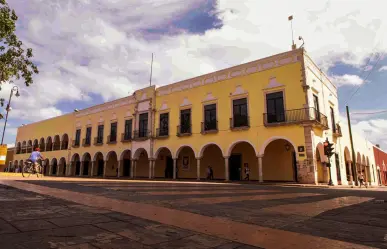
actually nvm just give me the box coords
[345,51,383,105]
[351,109,387,115]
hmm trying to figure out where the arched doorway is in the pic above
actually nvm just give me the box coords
[316,144,328,183]
[46,137,53,151]
[134,148,149,178]
[33,139,39,150]
[176,146,197,179]
[106,151,118,177]
[27,140,33,153]
[343,147,353,183]
[59,157,66,176]
[39,138,45,152]
[82,153,92,176]
[61,134,69,150]
[21,141,27,153]
[93,152,104,177]
[200,143,224,180]
[356,152,362,177]
[366,157,371,184]
[228,141,257,181]
[154,147,173,179]
[43,158,50,175]
[16,142,21,154]
[51,158,58,175]
[120,150,131,177]
[71,153,81,176]
[262,139,296,182]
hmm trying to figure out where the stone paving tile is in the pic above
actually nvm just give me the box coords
[283,217,387,248]
[105,212,164,227]
[0,218,19,234]
[153,234,230,249]
[46,214,114,227]
[213,242,262,249]
[12,219,58,232]
[94,221,194,245]
[91,238,153,249]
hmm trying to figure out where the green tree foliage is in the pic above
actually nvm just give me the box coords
[0,0,38,87]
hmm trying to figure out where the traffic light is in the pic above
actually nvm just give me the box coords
[324,140,334,158]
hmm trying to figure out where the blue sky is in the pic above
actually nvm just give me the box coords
[2,0,387,149]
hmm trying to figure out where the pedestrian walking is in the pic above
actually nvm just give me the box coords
[358,172,367,188]
[210,166,214,180]
[244,165,250,180]
[206,166,211,180]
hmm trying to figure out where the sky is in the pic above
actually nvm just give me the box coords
[2,0,387,150]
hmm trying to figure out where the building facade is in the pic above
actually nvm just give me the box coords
[12,48,379,185]
[373,145,387,185]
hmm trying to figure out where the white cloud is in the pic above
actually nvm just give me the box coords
[379,65,387,72]
[329,74,364,86]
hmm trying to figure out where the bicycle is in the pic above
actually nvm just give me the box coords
[22,161,43,178]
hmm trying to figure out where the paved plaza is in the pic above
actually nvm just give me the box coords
[0,177,386,248]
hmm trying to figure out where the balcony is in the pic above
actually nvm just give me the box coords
[263,107,329,129]
[72,140,80,148]
[156,128,169,138]
[94,137,103,146]
[133,130,151,140]
[121,132,132,143]
[53,144,61,151]
[230,116,250,130]
[82,138,91,147]
[177,124,192,137]
[107,135,117,144]
[201,121,218,134]
[333,123,343,137]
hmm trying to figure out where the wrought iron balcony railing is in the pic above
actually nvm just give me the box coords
[94,137,103,146]
[263,107,329,129]
[72,140,80,148]
[333,123,343,137]
[230,116,250,129]
[133,130,151,140]
[156,128,169,138]
[107,135,117,144]
[177,124,192,136]
[121,132,132,142]
[201,121,218,134]
[82,138,91,147]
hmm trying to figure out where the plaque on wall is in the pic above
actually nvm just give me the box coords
[298,146,305,152]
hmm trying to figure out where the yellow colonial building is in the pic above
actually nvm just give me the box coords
[12,48,379,185]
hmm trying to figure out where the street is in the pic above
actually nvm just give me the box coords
[0,177,386,249]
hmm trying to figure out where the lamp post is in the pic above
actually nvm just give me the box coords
[1,86,20,145]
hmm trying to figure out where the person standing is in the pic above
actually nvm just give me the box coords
[244,165,250,180]
[210,166,214,180]
[206,166,211,180]
[358,172,367,188]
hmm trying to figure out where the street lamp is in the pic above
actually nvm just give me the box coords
[1,86,20,145]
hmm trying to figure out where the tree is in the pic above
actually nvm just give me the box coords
[0,0,38,88]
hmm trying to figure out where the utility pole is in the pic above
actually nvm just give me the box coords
[149,53,154,87]
[346,105,358,186]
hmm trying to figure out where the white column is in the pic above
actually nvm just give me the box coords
[258,155,263,183]
[149,160,152,179]
[80,162,84,176]
[117,160,122,178]
[130,160,135,178]
[152,160,155,179]
[67,162,72,176]
[224,157,229,181]
[173,158,177,179]
[103,161,106,178]
[196,158,201,180]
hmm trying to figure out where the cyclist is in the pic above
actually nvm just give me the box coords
[27,147,45,173]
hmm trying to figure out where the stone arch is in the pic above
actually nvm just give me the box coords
[154,147,173,179]
[39,138,45,151]
[33,139,39,150]
[262,138,297,182]
[71,153,80,162]
[51,158,58,175]
[70,153,81,176]
[316,143,328,183]
[46,136,53,151]
[82,152,92,162]
[120,150,131,177]
[27,140,33,153]
[43,158,50,176]
[80,152,92,176]
[227,140,257,158]
[343,146,353,183]
[105,151,118,177]
[259,136,297,159]
[175,145,197,159]
[200,143,225,180]
[59,157,67,176]
[135,149,149,178]
[53,135,61,150]
[93,152,105,177]
[61,134,69,150]
[176,145,197,179]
